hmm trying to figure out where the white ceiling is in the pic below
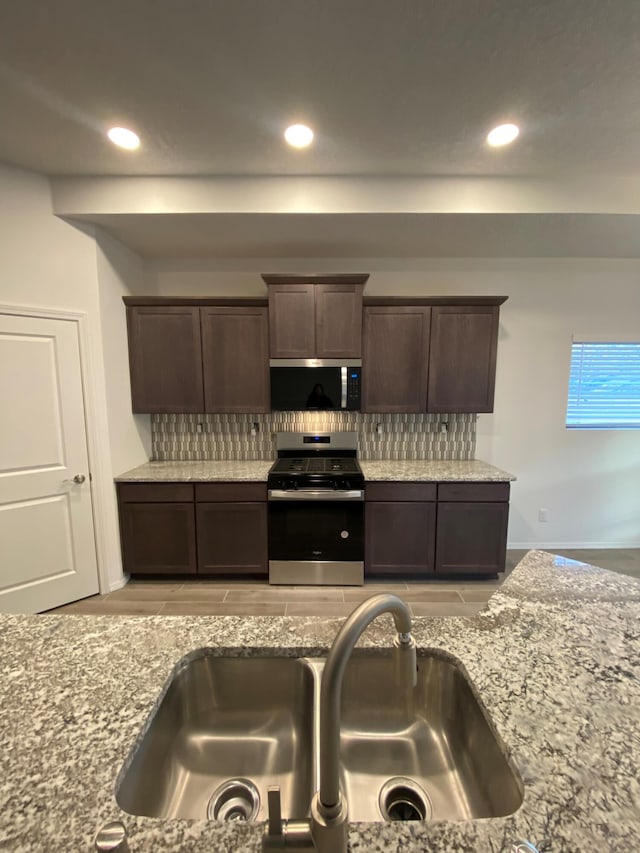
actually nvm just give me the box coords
[3,1,640,258]
[1,0,639,178]
[65,212,640,259]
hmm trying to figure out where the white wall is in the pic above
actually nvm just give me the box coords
[0,162,135,592]
[95,231,152,475]
[151,256,640,549]
[6,158,635,589]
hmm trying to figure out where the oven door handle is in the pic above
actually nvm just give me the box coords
[268,489,364,502]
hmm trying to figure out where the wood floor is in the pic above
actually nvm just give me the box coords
[48,548,640,617]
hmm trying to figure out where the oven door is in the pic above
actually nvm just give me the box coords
[268,495,364,585]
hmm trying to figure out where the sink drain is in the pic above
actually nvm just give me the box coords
[207,778,260,823]
[378,777,432,822]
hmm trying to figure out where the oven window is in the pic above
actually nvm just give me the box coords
[268,501,363,562]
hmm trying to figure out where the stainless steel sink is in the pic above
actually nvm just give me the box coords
[340,652,524,821]
[117,649,522,825]
[116,653,315,821]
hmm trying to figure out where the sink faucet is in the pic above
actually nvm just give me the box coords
[263,593,417,853]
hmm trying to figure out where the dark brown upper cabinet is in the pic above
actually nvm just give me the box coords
[201,306,269,413]
[362,296,506,414]
[266,282,316,358]
[125,298,270,414]
[126,306,204,413]
[263,274,368,358]
[315,283,364,358]
[362,306,431,412]
[427,305,500,413]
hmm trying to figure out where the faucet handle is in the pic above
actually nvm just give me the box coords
[94,820,130,851]
[263,786,315,851]
[267,785,283,839]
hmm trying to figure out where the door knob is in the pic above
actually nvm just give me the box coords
[73,474,86,484]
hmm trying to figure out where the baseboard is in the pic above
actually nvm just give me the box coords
[109,573,130,592]
[508,541,640,550]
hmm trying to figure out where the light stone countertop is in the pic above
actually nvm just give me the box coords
[1,551,639,852]
[115,459,515,483]
[360,459,515,481]
[115,460,274,482]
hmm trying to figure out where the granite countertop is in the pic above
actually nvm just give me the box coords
[115,459,515,483]
[360,459,515,481]
[2,551,639,852]
[115,460,274,482]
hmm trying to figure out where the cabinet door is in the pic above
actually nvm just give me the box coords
[315,284,363,358]
[362,307,431,412]
[127,307,204,413]
[365,501,436,578]
[119,503,197,574]
[435,502,508,575]
[268,284,316,358]
[196,502,268,576]
[201,306,270,412]
[427,306,499,413]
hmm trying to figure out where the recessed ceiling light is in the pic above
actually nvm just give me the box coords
[486,123,520,147]
[107,127,140,150]
[284,124,314,148]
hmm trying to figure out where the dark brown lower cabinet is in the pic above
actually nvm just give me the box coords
[118,478,508,581]
[118,484,197,574]
[365,483,436,578]
[196,502,268,577]
[366,480,509,579]
[118,481,268,577]
[435,483,510,576]
[194,482,268,577]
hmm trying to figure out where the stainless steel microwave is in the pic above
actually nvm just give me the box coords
[269,359,361,412]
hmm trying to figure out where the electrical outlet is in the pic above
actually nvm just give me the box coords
[538,508,549,523]
[376,423,383,435]
[196,422,204,434]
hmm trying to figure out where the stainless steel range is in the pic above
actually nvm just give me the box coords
[267,432,364,586]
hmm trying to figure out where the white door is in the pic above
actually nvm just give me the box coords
[0,312,99,612]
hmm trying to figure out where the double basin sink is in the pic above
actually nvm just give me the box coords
[117,649,523,826]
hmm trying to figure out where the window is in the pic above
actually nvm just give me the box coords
[566,339,640,429]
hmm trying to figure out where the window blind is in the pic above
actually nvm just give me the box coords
[566,342,640,429]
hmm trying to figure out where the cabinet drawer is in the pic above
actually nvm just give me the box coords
[437,482,510,502]
[365,482,437,502]
[118,483,194,503]
[195,482,267,502]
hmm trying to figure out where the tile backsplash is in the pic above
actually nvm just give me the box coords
[151,412,476,460]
